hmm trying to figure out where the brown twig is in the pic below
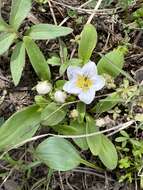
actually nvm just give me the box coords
[87,0,103,24]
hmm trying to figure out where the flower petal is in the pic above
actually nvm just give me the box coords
[92,75,105,91]
[81,61,97,77]
[78,88,96,104]
[63,80,81,94]
[67,66,81,80]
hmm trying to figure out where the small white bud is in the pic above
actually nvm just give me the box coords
[54,90,67,103]
[96,118,105,127]
[70,109,79,118]
[36,81,52,95]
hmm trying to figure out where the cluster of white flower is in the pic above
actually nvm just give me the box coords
[36,61,105,104]
[36,81,66,103]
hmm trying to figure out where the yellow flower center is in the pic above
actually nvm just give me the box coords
[76,75,93,91]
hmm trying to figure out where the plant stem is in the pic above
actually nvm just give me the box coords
[81,159,103,172]
[46,169,54,190]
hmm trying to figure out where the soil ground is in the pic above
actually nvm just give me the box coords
[0,0,143,189]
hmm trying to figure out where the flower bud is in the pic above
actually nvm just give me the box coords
[54,90,67,103]
[96,118,105,127]
[36,81,52,95]
[70,109,79,118]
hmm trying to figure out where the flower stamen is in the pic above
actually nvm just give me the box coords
[76,75,93,91]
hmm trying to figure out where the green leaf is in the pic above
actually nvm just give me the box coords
[92,92,121,113]
[35,95,50,108]
[41,102,67,126]
[97,48,125,78]
[77,102,86,123]
[98,134,118,170]
[59,40,68,63]
[120,130,129,138]
[27,24,73,40]
[132,7,143,19]
[36,137,81,171]
[0,105,41,151]
[119,0,135,9]
[59,41,68,75]
[51,125,78,135]
[115,137,128,142]
[0,32,16,55]
[59,62,69,76]
[67,58,83,66]
[59,58,83,76]
[10,41,25,86]
[78,24,97,63]
[86,116,101,155]
[10,0,31,30]
[130,139,141,146]
[70,121,88,150]
[24,36,51,80]
[51,123,88,150]
[47,56,61,66]
[135,114,143,122]
[55,80,67,90]
[0,18,11,32]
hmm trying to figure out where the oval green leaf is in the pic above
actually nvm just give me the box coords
[41,102,67,126]
[36,137,81,171]
[70,121,88,150]
[98,134,118,170]
[115,137,128,142]
[27,24,73,40]
[51,122,88,150]
[77,102,86,123]
[9,0,31,30]
[91,92,121,113]
[86,116,101,155]
[24,36,51,80]
[0,32,16,55]
[47,56,61,66]
[51,125,78,135]
[0,105,41,151]
[10,41,25,86]
[97,49,125,78]
[78,24,97,63]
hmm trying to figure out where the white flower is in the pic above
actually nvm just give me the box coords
[36,81,52,95]
[63,61,105,104]
[54,90,67,103]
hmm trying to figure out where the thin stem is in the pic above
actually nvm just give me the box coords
[0,120,134,160]
[48,0,57,25]
[46,169,54,190]
[81,159,103,171]
[87,0,103,24]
